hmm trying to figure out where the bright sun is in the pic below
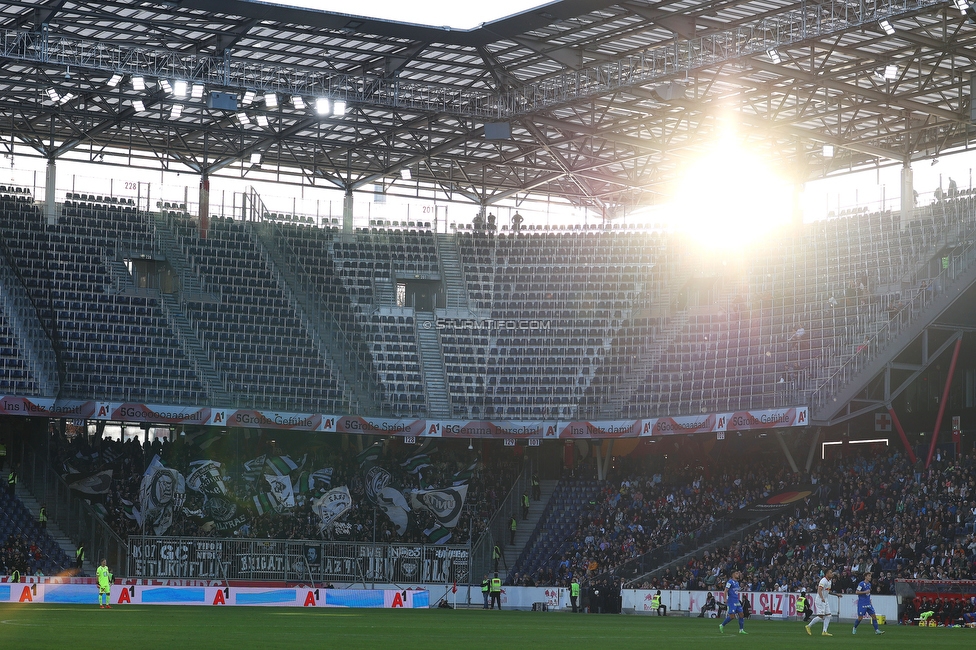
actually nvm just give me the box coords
[669,131,793,249]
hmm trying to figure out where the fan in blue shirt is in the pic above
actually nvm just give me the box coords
[853,572,884,635]
[719,570,747,635]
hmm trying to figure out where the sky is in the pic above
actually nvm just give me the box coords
[243,0,557,29]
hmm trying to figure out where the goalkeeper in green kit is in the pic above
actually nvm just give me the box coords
[97,559,113,609]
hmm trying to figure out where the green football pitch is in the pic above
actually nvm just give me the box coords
[1,605,973,650]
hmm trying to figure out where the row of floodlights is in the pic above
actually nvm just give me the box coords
[102,74,346,119]
[765,15,934,74]
[767,50,898,81]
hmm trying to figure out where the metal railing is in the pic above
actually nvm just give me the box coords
[12,436,128,575]
[621,515,774,587]
[806,200,976,413]
[128,536,468,586]
[469,460,532,581]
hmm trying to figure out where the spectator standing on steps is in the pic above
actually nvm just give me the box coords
[512,212,523,233]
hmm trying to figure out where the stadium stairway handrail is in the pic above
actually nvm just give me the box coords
[11,434,128,576]
[806,199,976,420]
[620,515,773,588]
[469,459,532,583]
[250,211,383,415]
[586,513,735,587]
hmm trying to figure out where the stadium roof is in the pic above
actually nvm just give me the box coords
[0,0,974,214]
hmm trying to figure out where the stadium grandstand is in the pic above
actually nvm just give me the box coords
[0,0,975,624]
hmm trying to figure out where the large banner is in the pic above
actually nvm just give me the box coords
[1,583,427,608]
[0,395,810,438]
[128,537,468,585]
[732,485,818,519]
[623,589,897,621]
[407,485,468,528]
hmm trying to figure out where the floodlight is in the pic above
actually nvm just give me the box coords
[46,88,60,102]
[132,99,146,112]
[400,168,412,180]
[250,152,262,165]
[292,96,306,110]
[956,0,969,14]
[333,100,347,116]
[315,97,330,115]
[822,144,834,158]
[767,48,782,64]
[264,92,278,108]
[170,104,183,119]
[879,19,895,35]
[58,93,75,105]
[236,112,250,125]
[107,74,122,88]
[255,114,269,127]
[191,84,204,99]
[132,76,145,91]
[242,90,256,106]
[174,80,188,98]
[160,79,173,94]
[883,64,898,81]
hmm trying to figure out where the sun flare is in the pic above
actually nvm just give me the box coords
[669,133,794,249]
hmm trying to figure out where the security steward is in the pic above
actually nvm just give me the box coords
[798,589,812,622]
[489,572,502,610]
[509,516,517,545]
[652,590,666,616]
[570,577,581,613]
[481,574,491,609]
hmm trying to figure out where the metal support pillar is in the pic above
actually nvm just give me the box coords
[342,187,354,233]
[601,440,615,479]
[926,337,963,467]
[804,428,821,472]
[45,159,57,224]
[594,442,603,481]
[886,405,917,465]
[900,162,914,224]
[775,431,799,474]
[199,174,210,239]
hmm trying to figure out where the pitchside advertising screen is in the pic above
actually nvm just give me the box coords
[2,582,428,609]
[128,537,468,584]
[0,396,808,439]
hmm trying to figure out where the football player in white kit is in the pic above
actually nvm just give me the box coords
[805,568,835,636]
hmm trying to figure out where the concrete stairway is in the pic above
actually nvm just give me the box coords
[435,233,469,310]
[415,311,451,417]
[14,484,91,575]
[500,480,558,573]
[374,277,396,307]
[158,292,232,406]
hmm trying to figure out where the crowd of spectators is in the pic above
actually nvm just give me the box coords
[514,447,976,603]
[47,428,521,546]
[1,534,38,578]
